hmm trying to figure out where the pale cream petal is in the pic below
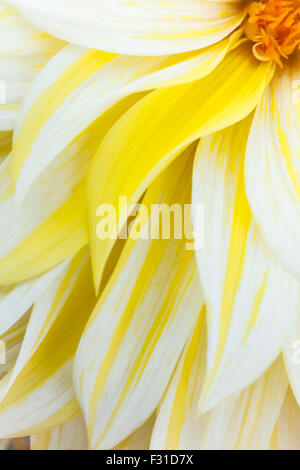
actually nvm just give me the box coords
[0,1,64,130]
[31,415,88,450]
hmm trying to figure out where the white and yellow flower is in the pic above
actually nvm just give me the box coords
[0,0,299,450]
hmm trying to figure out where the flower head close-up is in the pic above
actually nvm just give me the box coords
[0,0,300,451]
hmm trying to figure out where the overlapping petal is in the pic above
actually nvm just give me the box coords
[31,415,88,450]
[246,57,300,279]
[192,117,300,412]
[0,249,97,437]
[7,0,246,55]
[88,44,274,292]
[115,415,156,451]
[74,149,203,449]
[152,316,288,450]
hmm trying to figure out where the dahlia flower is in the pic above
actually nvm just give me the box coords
[0,0,299,450]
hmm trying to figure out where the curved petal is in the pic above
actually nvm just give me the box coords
[0,439,8,450]
[10,32,239,208]
[88,44,274,292]
[0,1,64,130]
[152,324,287,450]
[31,415,88,450]
[245,57,300,279]
[0,312,29,378]
[74,149,203,449]
[0,262,67,338]
[192,118,300,412]
[7,0,246,55]
[0,249,97,438]
[271,388,300,450]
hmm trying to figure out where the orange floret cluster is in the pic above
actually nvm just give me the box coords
[245,0,300,66]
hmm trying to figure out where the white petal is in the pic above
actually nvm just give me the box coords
[245,57,300,279]
[0,250,97,437]
[192,118,300,412]
[31,415,88,450]
[152,317,288,450]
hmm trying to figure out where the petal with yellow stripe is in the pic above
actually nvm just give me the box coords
[0,249,97,438]
[271,388,300,450]
[74,148,203,449]
[11,33,239,207]
[152,335,287,450]
[246,57,300,279]
[0,312,30,378]
[192,117,300,412]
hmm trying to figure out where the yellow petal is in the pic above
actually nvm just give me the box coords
[271,388,300,450]
[88,43,274,292]
[7,0,245,55]
[11,35,237,207]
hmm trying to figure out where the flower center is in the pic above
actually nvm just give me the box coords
[245,0,300,66]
